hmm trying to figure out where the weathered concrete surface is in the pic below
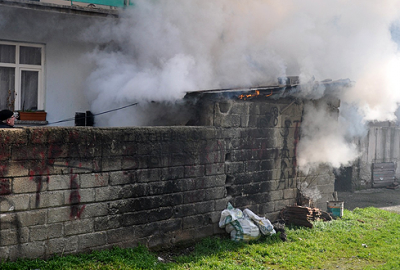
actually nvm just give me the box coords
[338,188,400,214]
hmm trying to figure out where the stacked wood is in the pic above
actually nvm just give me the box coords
[279,205,332,228]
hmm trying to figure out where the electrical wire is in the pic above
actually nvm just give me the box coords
[46,102,139,125]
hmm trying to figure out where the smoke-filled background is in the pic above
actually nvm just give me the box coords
[83,0,400,171]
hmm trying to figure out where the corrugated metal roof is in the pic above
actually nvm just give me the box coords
[184,78,353,101]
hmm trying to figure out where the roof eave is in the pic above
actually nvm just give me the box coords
[0,0,119,17]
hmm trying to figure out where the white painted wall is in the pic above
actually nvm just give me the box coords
[0,7,104,126]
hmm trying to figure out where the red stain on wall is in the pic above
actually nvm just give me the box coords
[0,178,10,195]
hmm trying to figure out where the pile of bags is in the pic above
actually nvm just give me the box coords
[218,202,276,242]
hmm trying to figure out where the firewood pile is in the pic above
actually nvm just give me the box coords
[279,205,332,228]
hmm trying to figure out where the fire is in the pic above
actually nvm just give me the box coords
[238,90,273,100]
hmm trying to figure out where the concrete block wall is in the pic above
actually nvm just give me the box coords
[0,98,335,260]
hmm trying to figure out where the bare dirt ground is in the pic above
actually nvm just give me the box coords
[337,188,400,214]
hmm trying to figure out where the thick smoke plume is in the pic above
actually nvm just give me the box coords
[83,0,400,170]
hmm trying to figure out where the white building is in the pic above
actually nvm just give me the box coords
[0,0,119,126]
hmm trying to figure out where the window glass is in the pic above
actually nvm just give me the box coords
[20,46,41,65]
[21,70,38,111]
[0,44,16,64]
[0,67,15,110]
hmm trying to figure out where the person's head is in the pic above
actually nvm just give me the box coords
[0,110,15,126]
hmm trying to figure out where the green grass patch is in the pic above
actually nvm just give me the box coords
[1,207,400,269]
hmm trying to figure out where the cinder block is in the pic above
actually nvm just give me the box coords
[258,180,274,193]
[268,190,284,201]
[94,215,122,231]
[48,207,70,223]
[192,175,224,189]
[95,186,123,202]
[1,194,30,211]
[117,184,148,198]
[218,115,241,128]
[123,208,174,226]
[283,188,297,200]
[51,159,70,175]
[147,232,174,250]
[183,213,212,229]
[9,241,46,260]
[174,201,215,218]
[0,144,10,161]
[48,175,70,190]
[29,223,63,241]
[80,173,109,188]
[136,168,162,183]
[149,219,181,236]
[225,162,245,174]
[0,213,19,230]
[259,160,276,171]
[184,165,205,178]
[65,219,93,236]
[274,199,291,212]
[258,202,275,215]
[251,192,271,204]
[78,232,107,250]
[109,171,130,185]
[103,158,122,171]
[189,175,226,190]
[205,163,225,176]
[230,149,250,161]
[11,144,48,160]
[64,188,95,204]
[183,190,205,204]
[205,187,225,200]
[245,160,261,172]
[29,129,50,144]
[7,161,29,177]
[148,180,177,195]
[13,176,47,194]
[67,159,95,174]
[17,210,47,226]
[46,236,78,256]
[161,166,185,180]
[242,183,264,195]
[107,227,136,244]
[46,128,69,144]
[0,227,29,245]
[80,203,108,219]
[215,198,231,212]
[30,191,64,209]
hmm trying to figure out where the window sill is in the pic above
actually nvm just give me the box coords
[15,120,48,126]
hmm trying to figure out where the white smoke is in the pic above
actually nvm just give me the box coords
[297,102,360,172]
[83,0,400,167]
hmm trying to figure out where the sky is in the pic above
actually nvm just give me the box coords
[82,0,400,171]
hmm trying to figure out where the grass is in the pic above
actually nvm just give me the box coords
[1,207,400,270]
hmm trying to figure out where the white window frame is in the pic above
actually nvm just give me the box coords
[0,41,45,111]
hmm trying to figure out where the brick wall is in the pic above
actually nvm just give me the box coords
[0,98,335,260]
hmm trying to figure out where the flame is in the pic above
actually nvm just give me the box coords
[238,90,273,100]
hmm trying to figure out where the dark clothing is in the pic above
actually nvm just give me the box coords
[0,110,13,121]
[0,122,13,128]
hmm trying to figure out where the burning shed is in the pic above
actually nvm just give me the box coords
[182,77,353,210]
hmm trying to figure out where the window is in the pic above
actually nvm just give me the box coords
[0,41,44,111]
